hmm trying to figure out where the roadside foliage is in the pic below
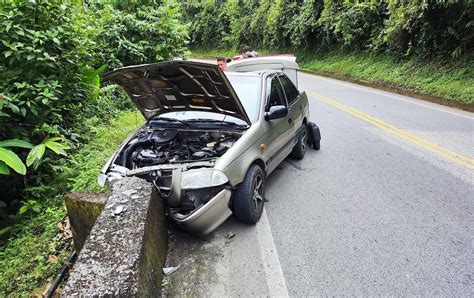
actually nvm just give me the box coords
[0,0,472,295]
[182,0,473,60]
[0,1,187,295]
[181,0,473,104]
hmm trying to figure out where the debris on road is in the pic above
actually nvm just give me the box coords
[225,232,236,239]
[112,205,124,216]
[121,189,137,197]
[163,266,180,276]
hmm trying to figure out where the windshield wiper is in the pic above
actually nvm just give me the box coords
[187,118,249,129]
[152,117,195,127]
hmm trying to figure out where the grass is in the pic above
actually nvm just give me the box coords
[192,49,474,107]
[0,111,144,295]
[298,52,474,106]
[67,111,144,192]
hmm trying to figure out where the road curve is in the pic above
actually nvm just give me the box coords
[165,65,473,296]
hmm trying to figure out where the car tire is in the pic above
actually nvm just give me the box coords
[233,164,265,224]
[290,124,307,160]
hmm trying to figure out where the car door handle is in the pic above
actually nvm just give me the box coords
[288,118,293,125]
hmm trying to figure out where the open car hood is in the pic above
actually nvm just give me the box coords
[103,61,251,124]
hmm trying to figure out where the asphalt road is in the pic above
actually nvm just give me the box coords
[166,67,473,296]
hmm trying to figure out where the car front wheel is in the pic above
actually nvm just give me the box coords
[233,164,265,224]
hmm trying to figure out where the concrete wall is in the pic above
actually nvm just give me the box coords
[62,177,167,296]
[65,191,108,252]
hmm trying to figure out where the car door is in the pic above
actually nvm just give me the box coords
[278,74,302,143]
[262,74,294,173]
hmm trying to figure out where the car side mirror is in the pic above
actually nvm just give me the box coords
[265,105,288,121]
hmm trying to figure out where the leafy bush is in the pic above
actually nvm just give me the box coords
[0,1,188,293]
[0,0,188,207]
[224,0,259,50]
[288,0,324,49]
[0,139,32,175]
[91,3,190,68]
[192,48,474,105]
[0,1,96,142]
[0,138,65,177]
[0,0,96,209]
[319,1,387,51]
[184,0,231,50]
[182,0,474,60]
[0,111,143,295]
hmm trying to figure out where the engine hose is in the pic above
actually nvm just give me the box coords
[120,138,150,168]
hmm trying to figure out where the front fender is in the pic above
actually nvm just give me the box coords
[214,124,267,187]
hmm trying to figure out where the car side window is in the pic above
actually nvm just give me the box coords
[266,76,287,111]
[278,75,300,105]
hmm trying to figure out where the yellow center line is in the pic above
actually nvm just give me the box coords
[307,90,474,170]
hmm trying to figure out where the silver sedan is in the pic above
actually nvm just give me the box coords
[99,60,319,235]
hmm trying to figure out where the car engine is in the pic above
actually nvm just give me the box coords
[118,128,240,170]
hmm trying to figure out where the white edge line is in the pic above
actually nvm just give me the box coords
[256,208,289,297]
[304,73,474,120]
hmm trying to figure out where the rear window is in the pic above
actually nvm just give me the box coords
[227,75,260,123]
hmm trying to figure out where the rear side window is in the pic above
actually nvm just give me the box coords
[278,75,299,105]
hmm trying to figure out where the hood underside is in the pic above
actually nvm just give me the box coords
[102,61,251,124]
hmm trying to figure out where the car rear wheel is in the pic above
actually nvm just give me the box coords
[233,164,265,224]
[290,124,307,160]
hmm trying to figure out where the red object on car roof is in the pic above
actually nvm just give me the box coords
[231,53,294,61]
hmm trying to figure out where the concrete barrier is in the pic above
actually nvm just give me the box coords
[65,191,109,252]
[62,177,167,296]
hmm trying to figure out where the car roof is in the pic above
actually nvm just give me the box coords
[226,56,299,71]
[225,70,280,77]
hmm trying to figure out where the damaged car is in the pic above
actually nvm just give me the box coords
[98,59,320,235]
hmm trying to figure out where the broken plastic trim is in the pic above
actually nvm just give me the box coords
[99,160,217,187]
[127,160,215,176]
[98,173,107,187]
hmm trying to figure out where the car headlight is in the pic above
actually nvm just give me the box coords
[181,168,229,190]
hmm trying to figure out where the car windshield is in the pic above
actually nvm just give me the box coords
[226,75,260,123]
[158,74,260,125]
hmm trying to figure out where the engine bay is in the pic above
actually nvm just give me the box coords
[110,124,243,216]
[117,128,242,170]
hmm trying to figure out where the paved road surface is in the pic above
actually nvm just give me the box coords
[165,64,473,296]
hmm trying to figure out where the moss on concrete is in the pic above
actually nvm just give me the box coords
[64,191,109,252]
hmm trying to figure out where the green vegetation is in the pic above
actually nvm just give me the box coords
[67,112,144,193]
[1,0,472,295]
[183,0,473,105]
[0,111,144,295]
[192,49,474,106]
[0,0,185,295]
[182,0,473,59]
[298,52,474,105]
[0,0,188,200]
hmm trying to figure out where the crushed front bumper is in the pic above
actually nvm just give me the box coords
[169,189,232,235]
[101,164,233,235]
